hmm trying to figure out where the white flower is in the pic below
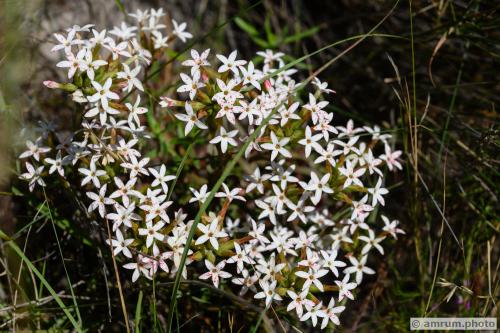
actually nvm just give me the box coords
[321,250,346,277]
[212,79,243,103]
[256,254,286,281]
[249,218,269,244]
[278,102,301,127]
[380,144,403,171]
[110,22,137,40]
[175,102,208,135]
[199,260,231,288]
[152,31,169,49]
[56,50,86,79]
[195,214,228,250]
[140,196,172,223]
[86,184,113,218]
[226,243,254,273]
[177,71,204,100]
[107,202,139,231]
[20,140,50,161]
[321,298,345,329]
[51,30,84,52]
[300,171,333,205]
[44,151,65,177]
[240,61,261,90]
[103,39,131,60]
[82,48,107,81]
[333,136,361,155]
[116,64,144,92]
[363,149,383,176]
[300,302,326,327]
[84,104,120,125]
[312,77,336,94]
[172,19,193,42]
[344,255,375,284]
[128,9,150,23]
[125,95,148,127]
[120,155,150,178]
[335,274,357,301]
[338,160,366,189]
[261,131,291,161]
[367,177,389,206]
[286,194,314,223]
[337,119,363,138]
[381,215,405,239]
[254,279,281,308]
[189,184,209,204]
[89,29,112,47]
[20,162,45,192]
[209,127,239,153]
[109,177,139,207]
[79,159,106,188]
[106,229,134,258]
[216,50,246,75]
[182,49,210,75]
[286,289,313,317]
[303,93,329,125]
[244,167,270,194]
[123,255,150,282]
[295,267,329,292]
[149,164,175,193]
[138,221,165,248]
[215,183,245,202]
[255,199,279,225]
[88,78,119,110]
[359,229,385,255]
[298,126,323,158]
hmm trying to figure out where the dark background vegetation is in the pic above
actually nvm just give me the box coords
[0,0,498,331]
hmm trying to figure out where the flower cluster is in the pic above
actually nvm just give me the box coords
[19,7,404,330]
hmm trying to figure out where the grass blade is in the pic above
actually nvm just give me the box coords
[135,290,143,333]
[0,230,83,332]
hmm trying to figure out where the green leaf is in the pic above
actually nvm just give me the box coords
[114,0,126,14]
[283,26,320,44]
[234,17,259,36]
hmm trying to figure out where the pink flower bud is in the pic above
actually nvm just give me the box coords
[201,72,209,83]
[159,96,175,108]
[43,80,60,89]
[264,80,272,91]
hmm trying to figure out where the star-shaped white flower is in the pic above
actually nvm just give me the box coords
[177,71,204,100]
[88,78,119,110]
[286,289,314,317]
[79,159,106,188]
[175,102,208,135]
[117,63,143,92]
[199,260,231,288]
[216,50,246,75]
[149,164,175,193]
[172,19,193,42]
[86,184,113,218]
[209,127,239,153]
[261,131,291,161]
[254,279,281,308]
[298,126,323,158]
[300,171,333,205]
[343,255,375,284]
[138,221,165,248]
[195,214,228,250]
[106,229,134,258]
[335,274,357,301]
